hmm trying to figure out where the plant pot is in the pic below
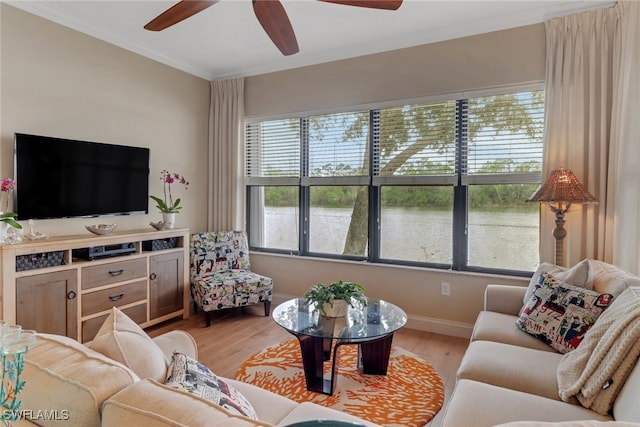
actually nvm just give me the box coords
[321,299,349,317]
[162,212,176,229]
[0,221,7,243]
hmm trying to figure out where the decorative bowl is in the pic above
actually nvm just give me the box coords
[86,224,117,235]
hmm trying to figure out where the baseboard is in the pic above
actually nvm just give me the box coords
[271,293,474,339]
[405,315,473,339]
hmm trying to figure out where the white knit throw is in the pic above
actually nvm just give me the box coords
[557,286,640,415]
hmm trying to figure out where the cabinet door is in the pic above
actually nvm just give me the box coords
[149,252,184,319]
[16,270,78,339]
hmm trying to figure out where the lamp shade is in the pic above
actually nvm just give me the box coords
[527,168,598,204]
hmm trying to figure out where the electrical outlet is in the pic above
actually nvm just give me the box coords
[441,282,451,296]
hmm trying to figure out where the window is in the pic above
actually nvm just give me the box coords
[246,88,544,274]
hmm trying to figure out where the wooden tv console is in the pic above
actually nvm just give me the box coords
[0,227,190,343]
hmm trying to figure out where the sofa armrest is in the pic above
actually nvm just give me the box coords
[484,284,527,316]
[152,330,198,360]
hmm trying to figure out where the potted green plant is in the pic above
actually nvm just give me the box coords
[303,280,367,317]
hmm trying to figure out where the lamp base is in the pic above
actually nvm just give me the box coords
[549,203,571,267]
[552,217,566,266]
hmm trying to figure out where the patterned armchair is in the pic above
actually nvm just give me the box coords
[190,231,273,327]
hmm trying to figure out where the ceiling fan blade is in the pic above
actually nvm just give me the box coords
[252,0,299,56]
[319,0,402,10]
[144,0,219,31]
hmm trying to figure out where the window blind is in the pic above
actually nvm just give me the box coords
[307,111,370,177]
[245,118,300,180]
[463,90,544,184]
[373,100,457,186]
[376,101,457,177]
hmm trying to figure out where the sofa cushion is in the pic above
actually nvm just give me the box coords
[152,330,199,360]
[591,260,640,297]
[441,380,612,427]
[457,341,564,401]
[471,311,557,352]
[90,307,168,381]
[614,356,640,422]
[102,379,274,427]
[22,333,139,427]
[517,273,613,353]
[223,378,299,425]
[165,352,257,419]
[523,259,593,306]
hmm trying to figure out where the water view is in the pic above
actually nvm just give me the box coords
[259,206,539,271]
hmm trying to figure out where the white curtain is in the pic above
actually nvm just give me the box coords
[609,1,640,273]
[543,1,640,273]
[208,78,245,231]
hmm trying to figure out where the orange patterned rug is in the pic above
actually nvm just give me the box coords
[236,339,444,427]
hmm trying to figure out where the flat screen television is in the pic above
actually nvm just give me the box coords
[14,133,150,220]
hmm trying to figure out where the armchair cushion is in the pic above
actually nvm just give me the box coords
[190,231,273,321]
[192,270,273,312]
[191,231,251,277]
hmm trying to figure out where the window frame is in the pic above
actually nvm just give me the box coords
[245,84,544,276]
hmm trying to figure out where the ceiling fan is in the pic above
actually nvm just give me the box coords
[144,0,403,56]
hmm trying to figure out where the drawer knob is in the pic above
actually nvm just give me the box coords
[109,293,125,302]
[108,269,125,277]
[149,273,157,281]
[67,290,77,300]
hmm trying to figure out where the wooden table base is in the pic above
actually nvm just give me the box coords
[296,333,395,395]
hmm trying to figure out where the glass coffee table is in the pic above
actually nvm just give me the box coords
[272,297,407,395]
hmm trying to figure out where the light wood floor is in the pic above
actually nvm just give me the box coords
[147,305,469,427]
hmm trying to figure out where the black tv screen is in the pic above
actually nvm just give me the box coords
[14,133,150,220]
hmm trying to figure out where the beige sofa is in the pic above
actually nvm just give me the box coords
[14,308,377,427]
[442,260,640,427]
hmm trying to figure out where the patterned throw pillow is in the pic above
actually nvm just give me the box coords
[516,272,614,353]
[522,259,594,306]
[165,352,258,419]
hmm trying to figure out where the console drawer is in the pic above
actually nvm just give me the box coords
[82,280,147,316]
[81,258,146,290]
[82,303,147,343]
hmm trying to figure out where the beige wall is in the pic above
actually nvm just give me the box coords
[245,24,545,118]
[0,4,210,236]
[252,253,528,337]
[245,24,544,335]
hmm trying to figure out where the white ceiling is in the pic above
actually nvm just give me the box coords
[8,0,615,81]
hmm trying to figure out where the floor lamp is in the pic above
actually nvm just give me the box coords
[527,168,598,266]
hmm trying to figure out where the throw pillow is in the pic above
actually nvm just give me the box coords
[590,259,640,297]
[517,272,614,353]
[90,307,168,381]
[522,259,594,306]
[165,352,258,420]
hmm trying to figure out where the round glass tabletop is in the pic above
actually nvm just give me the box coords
[272,297,407,342]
